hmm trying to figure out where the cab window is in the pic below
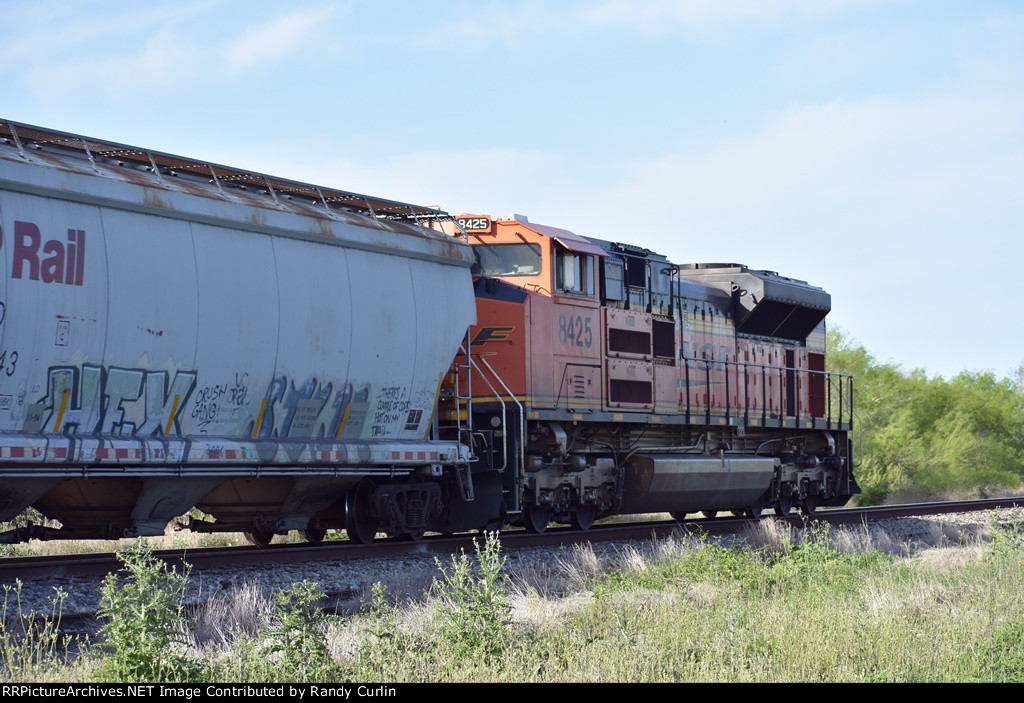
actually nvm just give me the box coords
[555,250,595,296]
[472,243,542,276]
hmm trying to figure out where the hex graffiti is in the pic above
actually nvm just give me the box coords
[23,364,196,435]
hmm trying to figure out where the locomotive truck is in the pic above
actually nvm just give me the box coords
[0,121,857,545]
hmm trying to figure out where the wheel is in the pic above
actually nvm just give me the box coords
[669,511,688,522]
[244,529,275,548]
[731,510,745,517]
[524,505,551,533]
[774,495,793,517]
[344,480,380,544]
[701,510,718,519]
[745,507,763,519]
[570,506,596,531]
[800,495,819,516]
[300,528,327,543]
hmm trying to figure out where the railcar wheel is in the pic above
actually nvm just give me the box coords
[669,511,688,522]
[244,530,275,548]
[774,496,793,517]
[524,505,551,534]
[701,510,718,519]
[344,480,380,544]
[800,496,819,516]
[745,507,763,519]
[301,529,327,543]
[570,506,596,531]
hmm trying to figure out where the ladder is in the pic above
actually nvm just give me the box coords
[436,329,524,505]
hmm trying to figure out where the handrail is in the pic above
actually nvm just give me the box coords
[473,354,526,514]
[680,356,853,428]
[458,344,508,473]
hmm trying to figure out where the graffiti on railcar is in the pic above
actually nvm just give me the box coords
[19,364,428,441]
[254,374,351,439]
[255,377,422,440]
[22,364,197,435]
[192,373,251,431]
[372,385,411,438]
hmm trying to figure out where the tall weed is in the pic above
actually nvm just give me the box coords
[432,532,511,661]
[261,580,335,681]
[92,541,199,682]
[0,581,71,680]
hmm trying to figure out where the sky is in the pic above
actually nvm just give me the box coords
[3,0,1022,380]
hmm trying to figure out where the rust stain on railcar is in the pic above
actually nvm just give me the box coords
[312,218,337,240]
[142,189,172,210]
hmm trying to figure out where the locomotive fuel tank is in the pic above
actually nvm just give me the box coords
[617,454,776,515]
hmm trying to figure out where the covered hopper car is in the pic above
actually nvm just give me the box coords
[0,121,857,545]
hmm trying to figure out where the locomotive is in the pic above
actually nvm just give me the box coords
[0,121,857,545]
[443,215,857,533]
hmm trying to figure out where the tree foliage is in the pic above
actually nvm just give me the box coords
[827,327,1024,503]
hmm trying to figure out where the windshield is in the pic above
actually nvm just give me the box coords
[472,243,542,276]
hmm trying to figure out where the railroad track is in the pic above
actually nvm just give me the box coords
[2,496,1022,583]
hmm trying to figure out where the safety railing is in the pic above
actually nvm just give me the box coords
[681,357,853,429]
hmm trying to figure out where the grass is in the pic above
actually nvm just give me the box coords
[1,511,1022,682]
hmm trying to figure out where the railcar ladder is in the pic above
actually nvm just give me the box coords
[450,331,476,501]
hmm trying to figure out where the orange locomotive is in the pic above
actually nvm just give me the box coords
[442,214,857,532]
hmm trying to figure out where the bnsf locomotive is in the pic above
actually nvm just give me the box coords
[0,121,856,546]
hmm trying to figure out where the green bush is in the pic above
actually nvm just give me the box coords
[432,532,511,661]
[93,542,199,682]
[828,327,1024,502]
[262,580,335,681]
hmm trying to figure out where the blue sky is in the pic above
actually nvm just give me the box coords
[3,0,1022,379]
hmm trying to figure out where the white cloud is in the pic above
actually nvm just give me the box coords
[568,93,1024,256]
[22,25,206,96]
[0,2,209,69]
[220,6,339,72]
[9,3,343,99]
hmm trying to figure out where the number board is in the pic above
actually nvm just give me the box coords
[456,215,492,234]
